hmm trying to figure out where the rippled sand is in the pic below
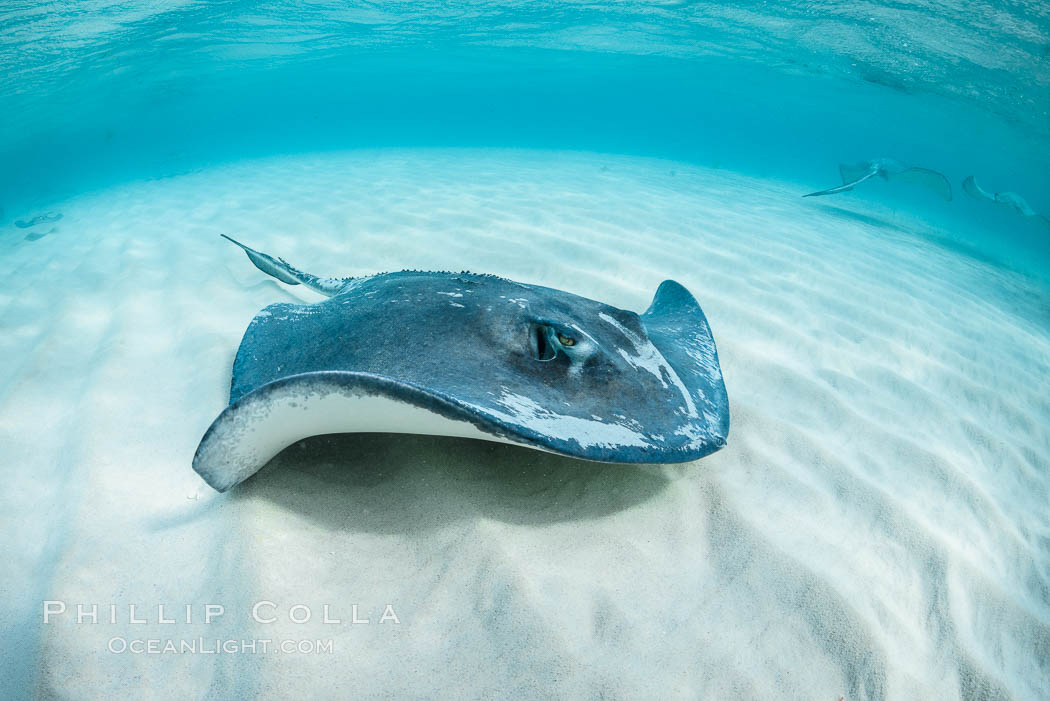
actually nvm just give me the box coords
[2,150,1048,699]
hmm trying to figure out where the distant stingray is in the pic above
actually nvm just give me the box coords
[803,158,952,200]
[14,212,63,228]
[962,176,1050,229]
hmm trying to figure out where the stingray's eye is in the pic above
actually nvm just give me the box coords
[530,320,587,362]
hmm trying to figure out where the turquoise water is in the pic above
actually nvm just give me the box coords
[3,3,1050,700]
[3,2,1049,273]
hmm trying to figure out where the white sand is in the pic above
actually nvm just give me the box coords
[2,149,1048,699]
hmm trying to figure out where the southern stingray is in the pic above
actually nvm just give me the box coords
[192,236,731,491]
[803,158,952,200]
[962,176,1050,229]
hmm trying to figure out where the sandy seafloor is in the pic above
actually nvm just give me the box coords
[2,149,1049,699]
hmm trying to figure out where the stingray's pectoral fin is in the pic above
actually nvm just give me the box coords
[221,234,348,296]
[641,280,730,449]
[962,175,994,202]
[838,162,872,185]
[890,167,953,201]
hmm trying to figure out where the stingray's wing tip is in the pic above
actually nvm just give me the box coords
[962,175,994,201]
[838,161,870,185]
[892,167,952,200]
[926,168,953,200]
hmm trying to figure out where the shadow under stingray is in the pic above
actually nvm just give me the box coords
[231,432,672,534]
[812,202,1025,273]
[810,203,900,231]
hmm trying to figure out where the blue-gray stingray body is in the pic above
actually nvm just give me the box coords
[193,237,730,491]
[804,158,952,200]
[963,176,1050,229]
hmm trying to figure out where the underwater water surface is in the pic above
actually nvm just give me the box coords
[2,2,1049,700]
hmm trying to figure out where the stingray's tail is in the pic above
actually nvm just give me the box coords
[802,183,856,198]
[221,234,349,296]
[803,164,878,198]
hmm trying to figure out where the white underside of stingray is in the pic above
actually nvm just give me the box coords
[194,376,528,492]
